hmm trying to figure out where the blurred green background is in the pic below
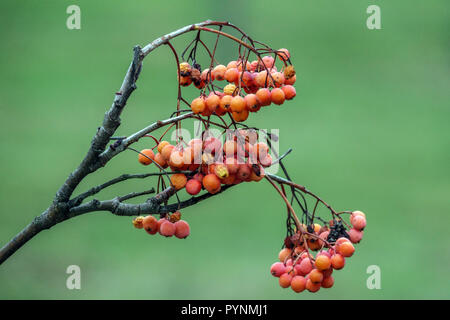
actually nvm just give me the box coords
[0,0,449,299]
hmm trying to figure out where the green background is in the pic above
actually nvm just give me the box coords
[0,0,449,299]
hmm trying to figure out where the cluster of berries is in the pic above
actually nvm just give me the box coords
[137,129,270,195]
[180,49,296,122]
[270,211,367,293]
[132,211,190,239]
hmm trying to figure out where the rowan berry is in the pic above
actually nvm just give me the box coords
[230,96,246,113]
[321,275,334,288]
[255,88,271,106]
[202,173,221,194]
[309,269,324,284]
[143,215,158,235]
[174,220,190,239]
[138,149,155,165]
[306,278,321,292]
[279,273,293,288]
[212,64,227,81]
[271,88,285,105]
[170,173,187,190]
[186,179,202,195]
[277,48,290,61]
[191,97,206,114]
[291,275,306,293]
[282,85,296,100]
[159,220,176,237]
[270,262,286,277]
[219,95,233,113]
[132,216,145,229]
[224,68,239,83]
[224,83,237,96]
[244,94,260,112]
[279,248,292,262]
[315,255,331,271]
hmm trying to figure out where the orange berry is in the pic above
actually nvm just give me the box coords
[174,220,190,239]
[230,96,246,113]
[244,94,260,112]
[291,275,306,293]
[142,215,158,235]
[255,88,271,106]
[271,72,285,87]
[309,269,324,284]
[284,65,296,80]
[279,273,293,288]
[191,97,206,114]
[219,95,233,113]
[170,173,187,190]
[178,75,192,86]
[201,68,214,82]
[254,70,273,88]
[223,140,237,156]
[225,157,239,174]
[153,152,168,168]
[321,275,334,288]
[212,64,227,81]
[157,141,170,153]
[305,278,321,292]
[227,61,238,69]
[279,248,292,262]
[282,85,296,100]
[159,221,176,237]
[271,88,285,105]
[285,74,296,85]
[161,144,174,161]
[224,68,239,83]
[205,93,221,113]
[169,150,184,168]
[337,241,355,257]
[138,149,155,165]
[315,255,331,271]
[249,165,265,182]
[237,163,252,181]
[297,258,313,275]
[202,173,221,194]
[231,109,249,122]
[259,153,272,168]
[277,48,290,61]
[330,254,345,270]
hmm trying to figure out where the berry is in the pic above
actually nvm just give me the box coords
[309,269,324,284]
[224,68,239,83]
[138,149,155,165]
[143,215,158,235]
[255,88,271,106]
[270,262,286,277]
[282,85,296,100]
[271,72,285,87]
[186,179,202,195]
[277,48,290,61]
[219,95,233,113]
[202,173,221,194]
[174,220,190,239]
[201,68,214,82]
[271,88,285,105]
[231,110,249,122]
[306,279,321,292]
[212,64,227,81]
[351,215,366,231]
[321,276,334,288]
[191,97,206,114]
[157,141,170,153]
[245,94,260,112]
[297,258,313,275]
[224,83,237,96]
[153,153,168,168]
[159,221,176,237]
[291,276,306,293]
[315,255,331,271]
[261,56,275,69]
[337,241,355,257]
[279,273,293,288]
[170,173,187,190]
[161,144,175,161]
[330,253,345,269]
[237,164,251,181]
[206,94,221,113]
[132,216,144,229]
[278,248,292,262]
[230,96,246,113]
[284,74,296,85]
[348,228,364,243]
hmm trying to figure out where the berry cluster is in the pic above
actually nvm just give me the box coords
[133,211,190,239]
[180,49,296,122]
[270,211,367,293]
[137,129,269,196]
